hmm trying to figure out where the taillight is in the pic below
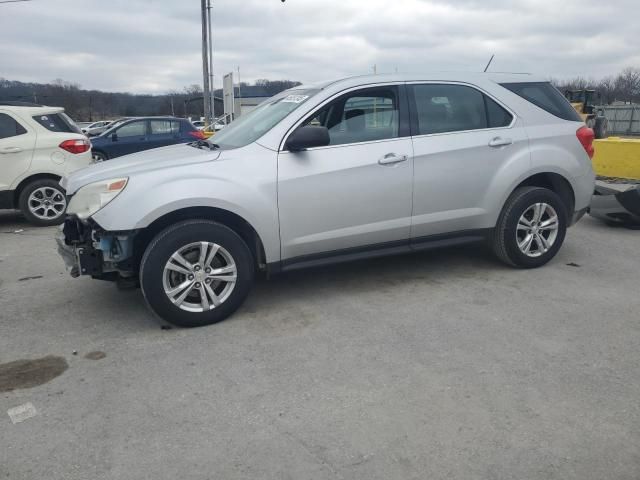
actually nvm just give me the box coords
[576,126,595,159]
[188,130,206,140]
[59,138,91,154]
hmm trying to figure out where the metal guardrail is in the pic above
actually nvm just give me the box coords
[598,105,640,136]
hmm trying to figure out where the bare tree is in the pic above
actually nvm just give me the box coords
[615,67,640,103]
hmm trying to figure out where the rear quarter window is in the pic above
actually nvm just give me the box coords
[32,112,82,134]
[0,113,27,139]
[500,82,582,122]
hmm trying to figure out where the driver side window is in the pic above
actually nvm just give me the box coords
[302,87,400,146]
[116,121,146,138]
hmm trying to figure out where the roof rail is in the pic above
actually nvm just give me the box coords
[0,101,46,107]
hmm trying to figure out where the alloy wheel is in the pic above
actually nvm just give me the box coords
[516,202,559,258]
[162,241,237,313]
[28,187,67,221]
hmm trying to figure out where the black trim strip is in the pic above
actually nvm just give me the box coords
[0,190,15,210]
[271,229,491,274]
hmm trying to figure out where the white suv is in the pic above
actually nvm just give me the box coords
[0,102,92,225]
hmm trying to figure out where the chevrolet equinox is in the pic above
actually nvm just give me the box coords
[57,73,596,327]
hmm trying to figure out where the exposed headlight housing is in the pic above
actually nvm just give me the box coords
[67,177,128,219]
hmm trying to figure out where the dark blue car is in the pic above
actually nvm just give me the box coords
[89,117,204,161]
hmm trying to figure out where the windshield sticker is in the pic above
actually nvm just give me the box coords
[282,95,309,104]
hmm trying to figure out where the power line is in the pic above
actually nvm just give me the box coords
[0,0,33,4]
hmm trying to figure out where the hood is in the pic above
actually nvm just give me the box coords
[63,143,220,195]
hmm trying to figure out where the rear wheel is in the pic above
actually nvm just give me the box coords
[492,187,568,268]
[140,220,254,327]
[18,179,67,226]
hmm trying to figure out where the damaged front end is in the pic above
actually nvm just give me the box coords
[589,182,640,228]
[56,216,138,281]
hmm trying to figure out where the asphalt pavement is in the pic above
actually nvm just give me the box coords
[1,210,639,480]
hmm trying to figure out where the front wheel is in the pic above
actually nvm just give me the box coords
[140,220,255,327]
[492,187,568,268]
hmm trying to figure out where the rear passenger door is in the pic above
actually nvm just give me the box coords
[148,120,181,149]
[408,83,529,241]
[0,112,35,190]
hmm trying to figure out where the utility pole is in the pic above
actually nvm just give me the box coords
[200,0,212,126]
[237,66,242,116]
[206,0,215,121]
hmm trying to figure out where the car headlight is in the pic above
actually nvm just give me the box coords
[67,177,128,219]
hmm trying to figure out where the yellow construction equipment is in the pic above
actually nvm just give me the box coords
[565,89,608,138]
[593,137,640,180]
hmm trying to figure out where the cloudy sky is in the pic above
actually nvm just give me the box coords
[0,0,637,93]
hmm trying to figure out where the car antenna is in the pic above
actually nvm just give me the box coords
[484,54,495,72]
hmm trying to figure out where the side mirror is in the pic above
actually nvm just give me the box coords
[286,126,330,152]
[111,133,118,142]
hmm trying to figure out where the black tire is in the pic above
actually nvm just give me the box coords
[18,178,67,226]
[92,150,107,162]
[594,116,608,139]
[492,187,568,268]
[140,220,254,327]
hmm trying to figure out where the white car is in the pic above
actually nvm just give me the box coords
[81,120,112,137]
[0,102,92,226]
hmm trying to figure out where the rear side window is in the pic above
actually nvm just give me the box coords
[411,84,489,135]
[0,113,27,139]
[150,120,180,135]
[32,112,82,134]
[500,82,582,121]
[485,96,513,128]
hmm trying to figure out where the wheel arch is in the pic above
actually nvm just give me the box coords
[13,173,62,205]
[92,149,107,160]
[513,172,575,217]
[133,206,267,273]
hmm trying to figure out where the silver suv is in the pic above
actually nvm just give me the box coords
[57,73,595,327]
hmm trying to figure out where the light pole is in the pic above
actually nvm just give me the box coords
[200,0,214,125]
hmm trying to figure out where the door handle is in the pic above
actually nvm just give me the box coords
[0,146,22,154]
[378,153,408,165]
[488,137,512,147]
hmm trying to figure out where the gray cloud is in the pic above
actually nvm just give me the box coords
[0,0,637,93]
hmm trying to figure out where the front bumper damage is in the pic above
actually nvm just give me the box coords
[57,216,138,280]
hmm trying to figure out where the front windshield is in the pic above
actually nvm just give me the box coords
[212,89,319,149]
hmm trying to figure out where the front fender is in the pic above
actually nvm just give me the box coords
[92,158,280,262]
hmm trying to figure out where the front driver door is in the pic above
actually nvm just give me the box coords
[277,85,414,263]
[110,120,148,157]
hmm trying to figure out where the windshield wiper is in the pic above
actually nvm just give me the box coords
[188,140,220,151]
